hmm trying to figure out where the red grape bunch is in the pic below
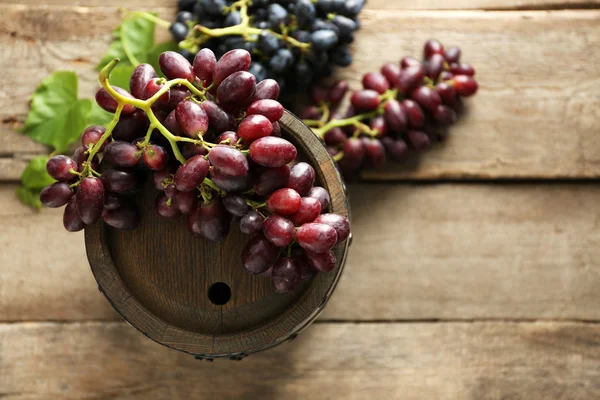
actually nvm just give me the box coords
[300,39,479,177]
[39,48,350,293]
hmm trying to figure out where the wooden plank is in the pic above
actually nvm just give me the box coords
[1,7,600,180]
[2,182,600,322]
[0,321,598,399]
[5,0,600,10]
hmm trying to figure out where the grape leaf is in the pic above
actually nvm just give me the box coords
[87,102,114,127]
[17,156,56,210]
[97,14,157,70]
[22,71,93,153]
[16,187,43,210]
[108,63,136,92]
[21,156,55,190]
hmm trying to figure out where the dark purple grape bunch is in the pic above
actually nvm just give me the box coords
[40,47,351,293]
[171,0,365,94]
[301,39,479,178]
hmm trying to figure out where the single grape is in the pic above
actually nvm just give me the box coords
[268,3,288,25]
[267,188,302,216]
[307,186,330,213]
[194,48,217,86]
[425,53,445,81]
[289,197,321,226]
[213,49,252,86]
[174,155,210,192]
[410,86,442,113]
[361,137,386,168]
[159,51,196,82]
[338,137,366,173]
[100,170,137,193]
[142,78,171,111]
[453,75,478,97]
[444,46,461,63]
[112,110,149,142]
[296,223,338,253]
[286,162,315,197]
[170,22,188,42]
[103,141,141,167]
[153,167,175,190]
[305,249,337,272]
[241,234,279,274]
[238,114,273,143]
[168,87,191,111]
[81,126,107,152]
[383,99,407,133]
[104,193,122,211]
[310,29,338,51]
[439,70,454,82]
[174,190,197,215]
[324,127,348,146]
[95,87,136,115]
[216,71,256,107]
[164,184,178,199]
[210,168,252,192]
[397,64,425,93]
[164,110,183,136]
[223,194,250,217]
[254,165,290,196]
[186,205,202,237]
[130,64,158,99]
[240,210,264,235]
[362,72,389,94]
[252,79,280,101]
[40,182,73,208]
[63,196,85,232]
[424,39,444,59]
[405,130,431,152]
[272,257,301,293]
[381,136,409,161]
[436,82,459,107]
[196,199,231,242]
[76,177,105,225]
[401,56,420,69]
[291,247,316,281]
[208,145,249,177]
[143,144,169,171]
[102,203,140,231]
[182,142,209,159]
[249,137,297,167]
[46,155,78,182]
[201,100,235,134]
[314,213,350,243]
[370,115,388,137]
[176,100,209,138]
[351,89,381,112]
[217,131,239,145]
[246,99,284,122]
[327,80,349,104]
[433,105,457,126]
[401,99,425,128]
[296,0,317,26]
[450,63,475,77]
[381,63,401,88]
[262,215,296,247]
[310,84,328,105]
[156,193,181,219]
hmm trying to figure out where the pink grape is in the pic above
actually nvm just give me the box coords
[46,155,78,182]
[262,215,296,247]
[76,177,105,225]
[174,155,210,192]
[40,182,73,208]
[296,223,338,253]
[267,188,302,216]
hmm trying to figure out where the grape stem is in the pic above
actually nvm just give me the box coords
[179,0,311,54]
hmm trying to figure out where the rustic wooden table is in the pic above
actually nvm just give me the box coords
[1,0,600,398]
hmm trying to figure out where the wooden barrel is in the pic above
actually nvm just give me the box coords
[85,111,350,360]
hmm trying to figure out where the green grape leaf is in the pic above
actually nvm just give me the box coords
[108,62,136,91]
[97,14,157,71]
[16,187,43,210]
[22,71,93,153]
[21,156,55,190]
[87,102,114,127]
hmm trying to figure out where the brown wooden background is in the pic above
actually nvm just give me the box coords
[1,0,600,399]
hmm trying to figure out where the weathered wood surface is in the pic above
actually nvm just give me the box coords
[1,321,599,399]
[3,182,600,322]
[6,0,600,9]
[1,7,600,180]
